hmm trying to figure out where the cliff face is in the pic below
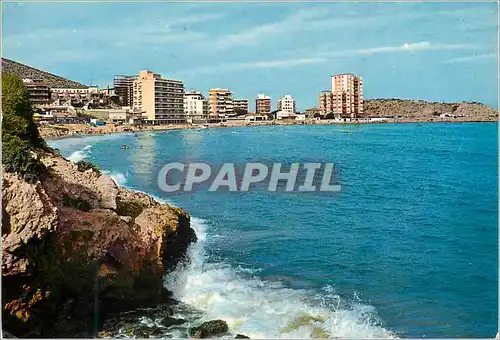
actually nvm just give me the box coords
[363,99,498,121]
[2,150,196,337]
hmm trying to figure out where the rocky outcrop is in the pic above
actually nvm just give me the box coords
[190,320,229,338]
[363,99,498,121]
[96,174,118,210]
[2,149,197,338]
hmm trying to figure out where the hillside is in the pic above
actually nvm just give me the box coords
[363,99,498,121]
[2,58,88,88]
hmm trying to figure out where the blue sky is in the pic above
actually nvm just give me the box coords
[2,1,498,110]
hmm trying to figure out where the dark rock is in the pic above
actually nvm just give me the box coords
[150,328,166,336]
[2,330,18,338]
[159,317,186,328]
[133,325,151,338]
[190,319,229,338]
[235,334,250,339]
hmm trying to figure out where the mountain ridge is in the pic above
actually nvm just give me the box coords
[2,58,88,89]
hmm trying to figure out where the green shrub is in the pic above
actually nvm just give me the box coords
[76,160,101,175]
[2,134,46,183]
[62,195,93,211]
[116,198,145,218]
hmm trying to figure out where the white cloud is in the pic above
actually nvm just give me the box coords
[357,42,474,54]
[2,12,220,64]
[176,57,327,76]
[444,52,497,64]
[204,7,341,50]
[230,57,327,70]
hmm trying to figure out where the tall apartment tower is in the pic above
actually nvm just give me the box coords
[184,90,209,123]
[132,70,185,124]
[331,73,363,118]
[255,94,271,115]
[319,91,334,116]
[209,88,233,118]
[114,75,137,107]
[277,95,296,114]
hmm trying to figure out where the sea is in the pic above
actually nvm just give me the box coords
[49,123,498,338]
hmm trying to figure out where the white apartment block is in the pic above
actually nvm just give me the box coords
[184,90,209,123]
[277,95,296,114]
[132,70,185,124]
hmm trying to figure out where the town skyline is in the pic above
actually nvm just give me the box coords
[3,2,498,110]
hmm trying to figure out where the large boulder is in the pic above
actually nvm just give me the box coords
[190,320,229,338]
[135,205,196,272]
[96,174,118,210]
[2,173,58,274]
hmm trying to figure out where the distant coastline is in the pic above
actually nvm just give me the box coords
[39,114,498,140]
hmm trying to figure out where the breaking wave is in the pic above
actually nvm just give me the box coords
[67,145,92,163]
[165,218,396,338]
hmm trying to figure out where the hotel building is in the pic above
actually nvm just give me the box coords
[22,78,51,106]
[331,73,363,118]
[209,88,233,120]
[132,70,185,124]
[184,90,209,123]
[255,94,271,115]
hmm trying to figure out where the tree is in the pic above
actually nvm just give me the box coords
[2,73,46,182]
[325,113,336,119]
[314,112,322,118]
[2,73,45,147]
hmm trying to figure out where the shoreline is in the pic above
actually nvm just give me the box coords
[39,117,498,140]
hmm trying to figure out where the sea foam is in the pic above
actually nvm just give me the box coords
[102,170,128,186]
[165,218,395,339]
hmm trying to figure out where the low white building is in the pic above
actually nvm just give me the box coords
[276,111,295,120]
[85,107,144,125]
[245,115,268,122]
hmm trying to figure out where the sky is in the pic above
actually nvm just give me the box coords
[2,1,499,111]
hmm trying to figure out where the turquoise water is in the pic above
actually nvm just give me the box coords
[50,123,498,338]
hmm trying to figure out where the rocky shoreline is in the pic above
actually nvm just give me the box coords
[2,147,201,337]
[2,146,253,339]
